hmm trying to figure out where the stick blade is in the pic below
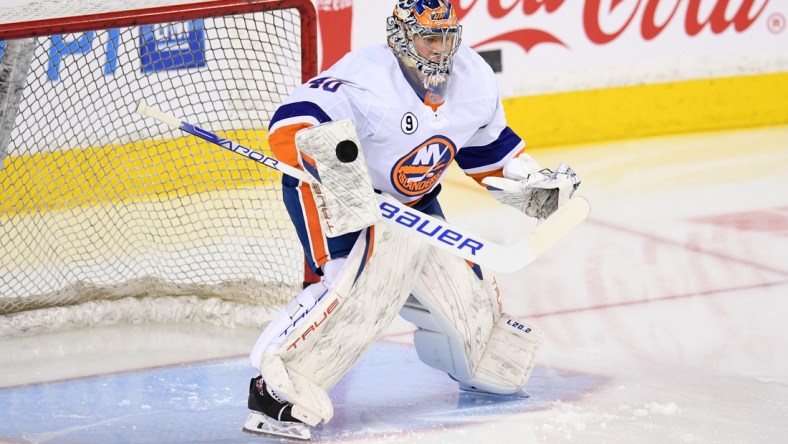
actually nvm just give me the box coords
[527,196,591,257]
[134,100,148,116]
[134,100,182,128]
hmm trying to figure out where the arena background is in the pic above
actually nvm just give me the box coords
[3,2,788,442]
[317,0,788,147]
[2,0,786,214]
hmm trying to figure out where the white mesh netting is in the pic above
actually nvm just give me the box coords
[0,1,313,336]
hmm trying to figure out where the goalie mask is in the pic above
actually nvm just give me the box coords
[387,0,462,107]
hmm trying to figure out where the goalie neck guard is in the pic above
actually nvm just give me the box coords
[386,0,462,109]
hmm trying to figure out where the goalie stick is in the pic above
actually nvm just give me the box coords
[135,101,590,273]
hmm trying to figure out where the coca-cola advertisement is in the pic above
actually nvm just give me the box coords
[315,0,787,97]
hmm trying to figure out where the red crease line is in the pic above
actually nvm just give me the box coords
[529,279,788,318]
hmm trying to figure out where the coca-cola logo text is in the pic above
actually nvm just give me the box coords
[453,0,770,52]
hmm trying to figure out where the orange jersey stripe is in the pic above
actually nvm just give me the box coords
[269,122,331,267]
[299,181,330,267]
[465,148,527,186]
[365,226,376,267]
[269,122,313,168]
[466,167,504,186]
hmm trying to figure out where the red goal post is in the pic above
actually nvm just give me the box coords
[0,0,318,336]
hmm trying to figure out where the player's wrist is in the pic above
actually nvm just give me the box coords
[502,153,544,182]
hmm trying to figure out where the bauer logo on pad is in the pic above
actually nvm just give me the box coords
[139,20,206,73]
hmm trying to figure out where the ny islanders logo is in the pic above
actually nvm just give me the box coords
[391,136,456,197]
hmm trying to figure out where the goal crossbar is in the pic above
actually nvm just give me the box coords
[0,0,317,83]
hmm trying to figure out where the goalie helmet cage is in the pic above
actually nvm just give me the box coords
[0,0,318,337]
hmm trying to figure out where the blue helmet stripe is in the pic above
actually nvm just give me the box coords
[412,0,452,17]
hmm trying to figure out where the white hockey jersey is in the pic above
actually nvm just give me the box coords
[269,44,524,204]
[267,44,525,266]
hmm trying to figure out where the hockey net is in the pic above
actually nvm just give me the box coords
[0,0,317,337]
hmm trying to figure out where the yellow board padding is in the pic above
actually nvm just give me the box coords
[3,72,787,215]
[0,128,276,216]
[504,71,788,148]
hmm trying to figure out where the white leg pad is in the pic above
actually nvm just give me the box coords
[401,246,542,394]
[401,247,500,380]
[259,354,332,427]
[256,223,429,425]
[458,314,543,394]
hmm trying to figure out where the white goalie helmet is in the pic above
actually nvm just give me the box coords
[386,0,463,90]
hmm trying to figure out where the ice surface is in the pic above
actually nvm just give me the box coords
[1,126,787,443]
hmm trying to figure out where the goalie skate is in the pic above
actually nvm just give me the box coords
[242,375,312,439]
[242,411,311,440]
[243,412,312,440]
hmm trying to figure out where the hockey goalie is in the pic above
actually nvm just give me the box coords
[243,0,581,439]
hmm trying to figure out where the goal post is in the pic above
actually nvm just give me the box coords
[0,0,318,336]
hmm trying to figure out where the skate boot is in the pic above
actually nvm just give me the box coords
[242,375,311,440]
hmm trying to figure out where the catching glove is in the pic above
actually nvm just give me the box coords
[482,154,581,221]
